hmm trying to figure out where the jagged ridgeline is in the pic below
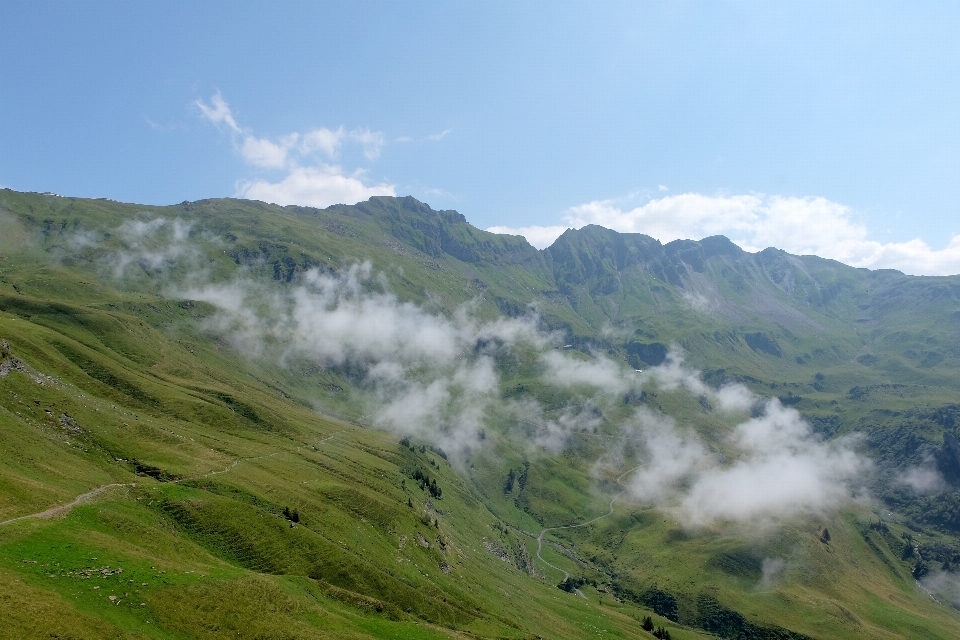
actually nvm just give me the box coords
[1,188,960,639]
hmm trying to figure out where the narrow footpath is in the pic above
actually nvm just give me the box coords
[0,429,347,527]
[0,483,132,527]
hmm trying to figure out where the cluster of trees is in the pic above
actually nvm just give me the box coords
[640,616,671,639]
[405,466,442,499]
[913,559,929,579]
[503,462,529,495]
[504,469,517,494]
[399,437,447,460]
[557,575,596,593]
[399,437,445,498]
[282,506,300,523]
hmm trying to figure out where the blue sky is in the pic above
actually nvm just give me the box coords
[2,1,959,274]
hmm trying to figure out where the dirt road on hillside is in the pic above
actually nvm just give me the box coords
[533,464,644,597]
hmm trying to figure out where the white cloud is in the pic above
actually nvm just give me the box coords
[567,193,758,240]
[350,128,386,159]
[195,92,240,132]
[533,404,606,453]
[300,127,345,157]
[642,349,710,397]
[540,350,632,395]
[626,395,869,527]
[299,126,383,159]
[899,464,946,494]
[174,260,550,459]
[628,408,713,504]
[488,193,960,276]
[713,383,756,413]
[535,347,875,524]
[759,558,786,589]
[427,128,452,141]
[102,217,204,278]
[237,166,395,208]
[920,571,960,610]
[197,93,392,207]
[241,133,299,168]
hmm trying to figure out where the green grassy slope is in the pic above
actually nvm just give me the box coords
[1,189,959,638]
[1,292,698,639]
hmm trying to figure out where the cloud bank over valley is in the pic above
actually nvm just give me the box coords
[83,216,884,529]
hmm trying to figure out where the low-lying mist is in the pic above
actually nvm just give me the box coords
[89,216,873,527]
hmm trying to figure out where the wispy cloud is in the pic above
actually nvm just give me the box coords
[427,128,452,141]
[420,186,457,202]
[195,92,240,132]
[759,557,786,589]
[603,389,869,527]
[195,93,394,208]
[300,127,345,157]
[920,571,960,610]
[102,217,203,278]
[898,461,946,494]
[488,193,960,275]
[350,128,386,159]
[241,133,300,168]
[538,349,870,526]
[145,116,178,132]
[174,260,548,459]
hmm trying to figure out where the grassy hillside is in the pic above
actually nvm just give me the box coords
[1,189,960,638]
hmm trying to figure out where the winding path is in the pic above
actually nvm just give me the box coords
[0,429,347,528]
[0,483,133,527]
[174,450,283,484]
[533,464,644,597]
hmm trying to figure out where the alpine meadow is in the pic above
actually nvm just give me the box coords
[1,189,960,638]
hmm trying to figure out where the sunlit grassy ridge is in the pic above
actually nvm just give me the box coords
[1,189,959,638]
